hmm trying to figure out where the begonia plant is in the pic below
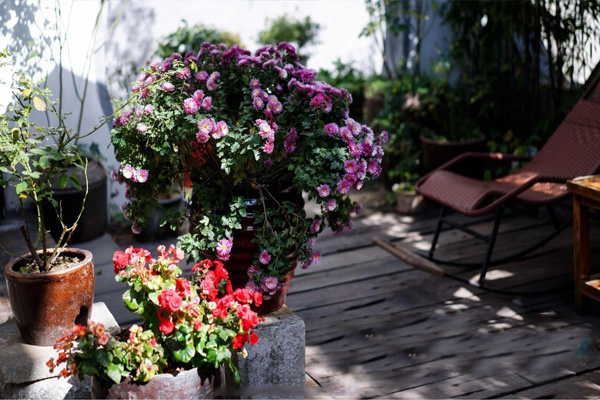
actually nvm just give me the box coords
[110,42,386,298]
[48,244,261,384]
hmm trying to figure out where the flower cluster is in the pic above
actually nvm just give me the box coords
[111,41,386,295]
[49,245,261,385]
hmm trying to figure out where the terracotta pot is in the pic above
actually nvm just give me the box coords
[4,248,94,346]
[420,134,487,175]
[91,368,215,399]
[43,159,107,244]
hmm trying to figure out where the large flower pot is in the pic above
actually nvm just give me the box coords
[134,193,183,242]
[420,134,487,175]
[91,368,214,399]
[4,248,94,346]
[42,158,107,244]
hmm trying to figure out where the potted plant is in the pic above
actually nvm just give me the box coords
[0,50,98,345]
[48,244,261,399]
[110,42,386,314]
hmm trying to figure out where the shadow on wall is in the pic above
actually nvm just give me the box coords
[105,1,156,101]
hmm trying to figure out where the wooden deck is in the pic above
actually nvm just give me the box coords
[287,202,600,398]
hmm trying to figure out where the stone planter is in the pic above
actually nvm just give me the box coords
[4,248,94,346]
[394,189,425,215]
[91,368,214,399]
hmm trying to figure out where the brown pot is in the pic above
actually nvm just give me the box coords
[91,368,214,399]
[420,134,487,175]
[394,190,425,215]
[4,248,94,346]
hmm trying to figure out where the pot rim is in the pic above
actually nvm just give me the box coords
[5,247,93,280]
[419,133,485,146]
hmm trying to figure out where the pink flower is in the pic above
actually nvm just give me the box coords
[259,250,271,265]
[196,131,209,143]
[206,79,217,91]
[122,165,134,180]
[284,128,297,157]
[253,97,264,110]
[213,121,229,139]
[134,169,148,183]
[262,140,274,154]
[144,104,154,114]
[250,78,260,88]
[183,98,198,114]
[176,68,191,80]
[216,238,233,261]
[261,276,278,292]
[131,222,142,235]
[344,160,358,174]
[202,96,212,110]
[317,184,330,198]
[310,219,321,234]
[161,82,174,91]
[193,90,204,104]
[325,199,337,211]
[136,123,147,134]
[337,179,352,194]
[324,123,339,137]
[245,281,258,292]
[198,118,215,134]
[311,251,321,264]
[210,71,220,80]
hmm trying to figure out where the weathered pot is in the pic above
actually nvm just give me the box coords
[4,248,94,346]
[43,158,107,244]
[134,193,183,242]
[394,189,425,215]
[91,368,215,399]
[420,134,486,175]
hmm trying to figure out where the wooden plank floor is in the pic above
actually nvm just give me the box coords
[288,204,600,399]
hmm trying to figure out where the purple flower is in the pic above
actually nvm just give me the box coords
[344,160,358,174]
[206,79,217,91]
[264,159,273,169]
[276,84,283,92]
[337,179,352,194]
[196,71,209,81]
[256,119,274,139]
[136,123,147,134]
[202,96,212,110]
[301,260,312,269]
[340,128,353,143]
[144,104,154,114]
[210,71,220,80]
[250,78,260,88]
[134,169,148,183]
[247,265,261,278]
[193,90,204,104]
[367,159,380,175]
[216,238,233,261]
[311,251,321,264]
[183,98,198,114]
[253,97,264,110]
[325,199,337,211]
[261,276,278,292]
[213,120,228,139]
[378,130,389,145]
[309,237,317,247]
[324,123,339,137]
[317,184,330,198]
[176,68,191,80]
[284,128,297,158]
[348,142,362,157]
[196,131,210,143]
[259,250,271,265]
[131,222,142,235]
[245,282,258,292]
[267,95,278,106]
[198,118,215,134]
[310,219,321,234]
[110,169,119,181]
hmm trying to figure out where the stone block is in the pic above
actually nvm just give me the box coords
[236,305,306,389]
[0,302,119,399]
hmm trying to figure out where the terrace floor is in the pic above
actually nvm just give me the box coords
[2,191,600,398]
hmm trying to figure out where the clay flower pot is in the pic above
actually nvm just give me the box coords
[91,368,215,399]
[4,248,94,346]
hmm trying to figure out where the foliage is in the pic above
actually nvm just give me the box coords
[317,59,366,121]
[48,245,261,385]
[441,0,600,151]
[157,21,241,60]
[0,50,89,272]
[257,15,320,62]
[110,42,386,297]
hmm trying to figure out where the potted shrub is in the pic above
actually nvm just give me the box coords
[0,51,99,345]
[110,42,386,314]
[48,244,261,399]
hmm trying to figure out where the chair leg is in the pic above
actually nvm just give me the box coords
[479,207,504,286]
[428,206,447,260]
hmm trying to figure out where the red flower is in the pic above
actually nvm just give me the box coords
[232,333,248,349]
[234,288,251,304]
[252,291,263,307]
[193,319,203,331]
[157,308,174,335]
[237,305,259,331]
[176,278,191,297]
[250,332,259,345]
[201,278,218,300]
[192,259,213,273]
[113,251,129,274]
[214,261,229,280]
[158,289,183,312]
[97,333,110,345]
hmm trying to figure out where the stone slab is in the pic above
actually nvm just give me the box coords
[237,305,306,388]
[0,302,119,385]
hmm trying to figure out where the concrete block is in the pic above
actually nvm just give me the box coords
[237,305,306,388]
[0,302,119,399]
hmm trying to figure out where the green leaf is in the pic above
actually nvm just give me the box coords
[39,156,50,168]
[58,174,68,189]
[95,350,113,367]
[16,182,28,194]
[172,343,195,363]
[70,172,82,190]
[107,364,122,384]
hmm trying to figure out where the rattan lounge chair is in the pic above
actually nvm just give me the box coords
[377,68,600,291]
